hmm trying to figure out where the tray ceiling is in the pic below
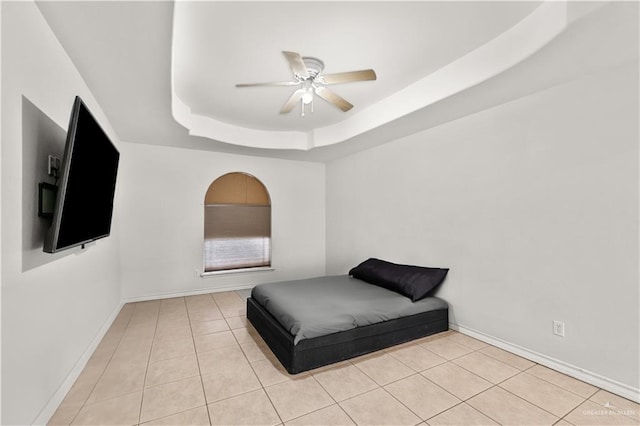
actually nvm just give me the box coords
[35,1,631,159]
[172,2,540,133]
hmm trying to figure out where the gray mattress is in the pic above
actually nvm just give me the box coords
[251,275,448,344]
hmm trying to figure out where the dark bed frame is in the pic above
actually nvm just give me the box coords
[247,297,449,374]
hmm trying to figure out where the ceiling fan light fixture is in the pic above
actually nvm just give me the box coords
[301,90,313,105]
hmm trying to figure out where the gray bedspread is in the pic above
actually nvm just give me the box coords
[251,275,448,344]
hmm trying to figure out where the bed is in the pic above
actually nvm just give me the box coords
[247,258,450,374]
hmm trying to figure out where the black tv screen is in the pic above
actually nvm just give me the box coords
[43,96,119,253]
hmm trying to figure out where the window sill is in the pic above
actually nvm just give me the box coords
[200,267,274,277]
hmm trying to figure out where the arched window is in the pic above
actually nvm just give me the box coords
[203,172,271,272]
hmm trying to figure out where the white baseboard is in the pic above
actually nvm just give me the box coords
[34,301,125,426]
[122,283,254,304]
[450,322,640,404]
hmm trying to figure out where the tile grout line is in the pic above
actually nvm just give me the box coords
[66,305,135,425]
[447,347,626,425]
[144,297,215,424]
[238,290,348,424]
[423,351,511,426]
[383,378,440,424]
[449,349,523,384]
[136,301,161,425]
[463,340,608,405]
[384,363,468,424]
[414,335,555,425]
[193,294,216,425]
[469,368,584,424]
[513,368,630,421]
[464,382,525,425]
[511,370,598,417]
[309,363,381,407]
[221,294,284,426]
[559,392,640,424]
[385,343,449,372]
[478,346,537,371]
[424,400,498,425]
[523,366,601,401]
[497,383,580,423]
[416,336,482,363]
[137,298,206,425]
[305,367,362,425]
[344,356,429,423]
[249,360,286,424]
[316,365,381,426]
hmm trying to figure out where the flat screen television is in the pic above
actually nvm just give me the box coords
[43,96,119,253]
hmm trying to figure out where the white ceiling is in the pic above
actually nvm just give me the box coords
[172,2,539,132]
[35,1,637,161]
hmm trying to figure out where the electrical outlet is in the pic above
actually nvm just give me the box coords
[553,320,565,337]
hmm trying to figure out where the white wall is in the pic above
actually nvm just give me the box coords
[326,58,639,395]
[1,3,122,424]
[117,142,326,301]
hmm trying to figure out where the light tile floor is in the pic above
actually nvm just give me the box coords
[49,291,639,426]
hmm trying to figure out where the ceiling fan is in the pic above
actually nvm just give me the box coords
[236,51,377,116]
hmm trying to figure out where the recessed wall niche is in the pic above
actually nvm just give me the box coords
[21,96,72,271]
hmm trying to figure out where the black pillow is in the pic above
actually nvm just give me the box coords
[349,258,448,302]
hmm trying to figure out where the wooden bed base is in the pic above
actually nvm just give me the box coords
[247,297,449,374]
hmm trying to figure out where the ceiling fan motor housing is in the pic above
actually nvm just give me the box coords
[301,57,324,79]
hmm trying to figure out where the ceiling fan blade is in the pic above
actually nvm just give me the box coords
[319,69,377,85]
[314,86,353,112]
[280,88,305,114]
[283,51,309,79]
[236,81,299,88]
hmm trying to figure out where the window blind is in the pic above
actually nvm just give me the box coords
[204,204,271,272]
